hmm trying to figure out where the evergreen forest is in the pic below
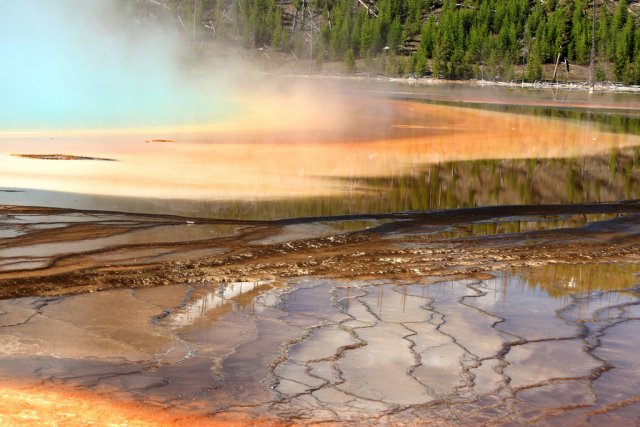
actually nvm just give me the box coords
[126,0,640,84]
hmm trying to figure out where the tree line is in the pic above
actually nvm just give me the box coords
[125,0,640,84]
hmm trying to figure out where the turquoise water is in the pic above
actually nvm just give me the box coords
[0,0,233,130]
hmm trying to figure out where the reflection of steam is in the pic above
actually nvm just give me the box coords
[168,281,272,327]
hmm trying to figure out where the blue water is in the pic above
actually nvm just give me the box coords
[0,0,233,131]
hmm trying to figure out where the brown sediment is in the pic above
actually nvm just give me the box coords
[1,202,640,299]
[145,139,176,143]
[10,154,117,161]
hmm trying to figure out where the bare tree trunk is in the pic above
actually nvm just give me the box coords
[552,52,562,82]
[589,0,596,88]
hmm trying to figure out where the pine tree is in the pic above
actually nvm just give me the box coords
[420,15,437,58]
[526,45,543,82]
[344,48,356,73]
[414,49,428,76]
[387,17,402,53]
[614,14,635,80]
[203,0,640,84]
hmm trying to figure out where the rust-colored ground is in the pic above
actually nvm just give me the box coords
[0,382,278,427]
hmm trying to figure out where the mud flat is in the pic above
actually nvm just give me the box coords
[10,154,117,161]
[0,203,640,425]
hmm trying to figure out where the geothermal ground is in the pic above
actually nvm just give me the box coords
[1,202,640,425]
[2,83,640,425]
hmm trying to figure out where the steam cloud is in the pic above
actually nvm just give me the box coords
[0,0,233,130]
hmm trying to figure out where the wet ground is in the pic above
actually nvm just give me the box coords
[2,83,640,425]
[0,255,639,425]
[1,202,640,425]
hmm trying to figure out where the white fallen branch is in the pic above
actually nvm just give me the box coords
[357,0,378,17]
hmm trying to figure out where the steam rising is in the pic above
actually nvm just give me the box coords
[4,2,640,209]
[0,0,232,130]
